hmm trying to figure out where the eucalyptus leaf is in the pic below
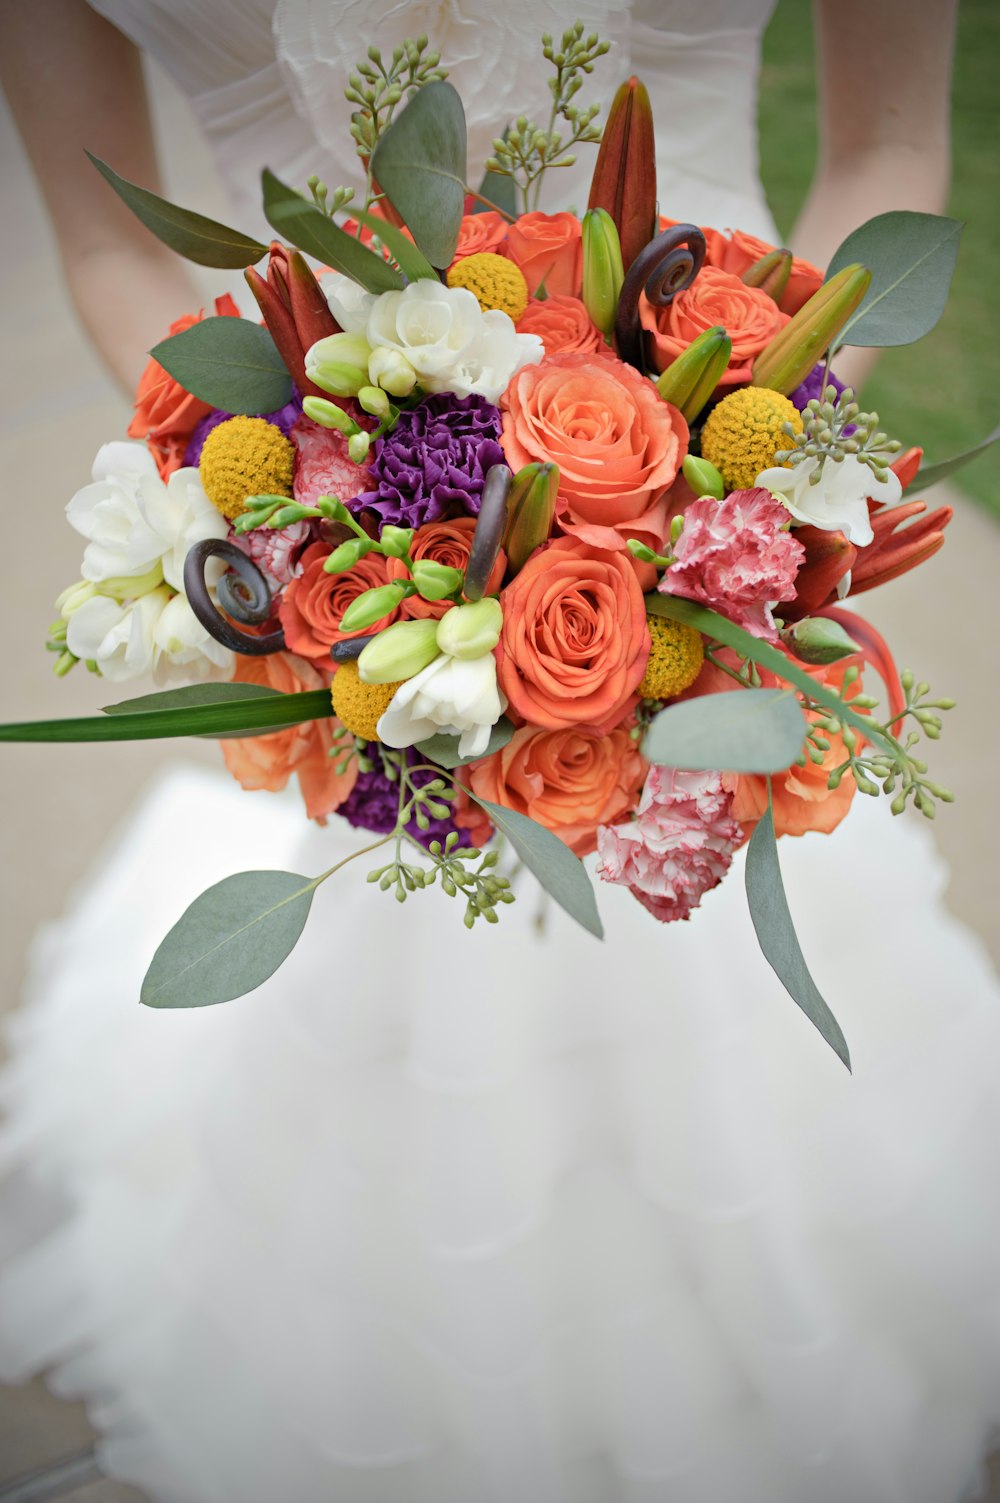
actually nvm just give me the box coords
[745,802,851,1070]
[474,160,517,219]
[87,151,268,268]
[141,870,318,1008]
[371,81,467,268]
[910,419,1000,491]
[827,211,963,348]
[151,318,293,414]
[348,206,438,283]
[468,795,604,939]
[416,718,515,770]
[644,689,807,773]
[0,689,333,743]
[261,170,404,294]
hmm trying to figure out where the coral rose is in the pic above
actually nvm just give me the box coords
[280,541,401,661]
[502,212,582,297]
[497,535,650,732]
[501,351,687,552]
[387,518,505,621]
[221,651,357,822]
[515,295,609,358]
[128,294,240,478]
[465,723,646,856]
[641,266,788,387]
[659,218,822,316]
[452,211,509,261]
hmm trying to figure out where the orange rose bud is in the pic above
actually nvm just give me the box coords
[245,242,340,400]
[587,76,656,272]
[741,247,793,304]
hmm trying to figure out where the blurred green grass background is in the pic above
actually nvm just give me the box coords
[759,0,999,517]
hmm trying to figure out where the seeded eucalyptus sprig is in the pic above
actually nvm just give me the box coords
[305,175,355,218]
[345,37,448,210]
[775,384,903,487]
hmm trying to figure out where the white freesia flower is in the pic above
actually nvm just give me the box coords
[320,271,376,335]
[757,454,902,547]
[66,587,233,685]
[140,467,231,592]
[152,594,234,678]
[67,442,165,582]
[377,651,506,759]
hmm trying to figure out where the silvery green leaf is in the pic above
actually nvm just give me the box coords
[644,688,807,773]
[151,318,293,414]
[468,796,604,939]
[370,82,467,268]
[827,211,963,348]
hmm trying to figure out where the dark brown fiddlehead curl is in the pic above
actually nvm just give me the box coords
[183,539,285,656]
[614,224,707,372]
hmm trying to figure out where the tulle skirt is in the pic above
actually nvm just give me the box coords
[2,765,999,1503]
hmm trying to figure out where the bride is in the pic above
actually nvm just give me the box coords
[3,2,1000,1501]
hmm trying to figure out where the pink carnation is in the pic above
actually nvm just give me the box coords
[596,766,741,923]
[231,520,311,591]
[660,487,804,639]
[291,413,374,508]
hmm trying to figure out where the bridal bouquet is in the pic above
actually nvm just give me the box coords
[2,27,983,1064]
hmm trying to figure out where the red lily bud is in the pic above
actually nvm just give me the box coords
[782,527,856,618]
[245,242,340,400]
[891,445,923,490]
[850,500,953,594]
[588,76,656,272]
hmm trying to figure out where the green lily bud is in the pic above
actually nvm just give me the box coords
[304,332,373,398]
[582,208,625,337]
[752,264,872,394]
[97,561,165,603]
[358,618,441,684]
[323,537,373,574]
[741,248,793,303]
[782,615,861,665]
[357,384,390,420]
[378,525,414,559]
[339,580,407,632]
[435,597,503,660]
[502,462,559,575]
[411,559,464,602]
[655,326,732,422]
[348,431,371,465]
[682,454,725,500]
[302,396,360,435]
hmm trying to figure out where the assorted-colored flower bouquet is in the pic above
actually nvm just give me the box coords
[3,27,984,1065]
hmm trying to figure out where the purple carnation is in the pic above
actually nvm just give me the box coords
[337,746,466,850]
[353,393,505,532]
[183,392,303,467]
[790,363,848,412]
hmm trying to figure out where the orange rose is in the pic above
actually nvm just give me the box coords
[465,723,647,856]
[641,266,788,387]
[386,518,505,621]
[502,212,582,297]
[515,295,609,358]
[128,294,241,478]
[658,218,822,316]
[221,651,357,823]
[280,542,401,661]
[451,211,509,261]
[501,351,687,553]
[497,535,650,732]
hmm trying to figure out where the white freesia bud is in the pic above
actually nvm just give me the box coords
[757,455,902,547]
[305,332,374,398]
[435,598,503,660]
[376,651,506,759]
[368,346,417,398]
[358,618,442,684]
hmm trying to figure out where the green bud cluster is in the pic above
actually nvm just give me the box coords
[305,175,354,219]
[775,384,903,487]
[344,36,447,183]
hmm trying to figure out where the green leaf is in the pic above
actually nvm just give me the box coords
[474,160,517,219]
[261,170,404,294]
[826,211,963,348]
[370,81,467,268]
[468,795,604,939]
[745,801,851,1070]
[348,206,438,283]
[151,317,293,414]
[910,419,1000,491]
[141,870,318,1008]
[86,151,268,268]
[644,689,807,773]
[416,717,515,769]
[0,689,333,743]
[102,683,280,714]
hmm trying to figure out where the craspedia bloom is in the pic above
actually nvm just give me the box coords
[330,661,403,743]
[199,415,295,520]
[700,388,802,492]
[446,253,529,322]
[638,616,704,700]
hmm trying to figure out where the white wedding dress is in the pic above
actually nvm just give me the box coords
[3,4,1000,1502]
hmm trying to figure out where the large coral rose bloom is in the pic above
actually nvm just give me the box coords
[641,266,788,387]
[515,295,608,358]
[497,535,650,732]
[502,212,582,297]
[501,351,687,553]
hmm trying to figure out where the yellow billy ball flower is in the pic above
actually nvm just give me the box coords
[446,253,529,322]
[330,661,403,742]
[639,615,704,700]
[199,416,295,521]
[700,387,803,493]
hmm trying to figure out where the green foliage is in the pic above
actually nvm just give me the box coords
[644,688,808,773]
[0,686,333,742]
[261,170,404,293]
[150,317,293,414]
[370,81,468,267]
[416,719,514,769]
[468,795,604,939]
[345,36,447,196]
[827,212,963,349]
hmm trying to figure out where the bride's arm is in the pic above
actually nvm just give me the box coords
[0,0,202,395]
[791,0,959,390]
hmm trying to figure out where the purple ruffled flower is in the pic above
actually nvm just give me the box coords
[353,393,505,532]
[183,392,303,467]
[337,746,465,850]
[790,364,848,412]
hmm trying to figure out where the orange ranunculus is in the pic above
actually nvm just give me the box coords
[464,723,647,856]
[502,212,582,297]
[128,293,241,478]
[279,542,401,662]
[500,351,687,553]
[497,534,650,732]
[386,518,506,621]
[640,266,788,387]
[515,295,609,358]
[451,211,509,261]
[221,651,357,823]
[658,218,822,316]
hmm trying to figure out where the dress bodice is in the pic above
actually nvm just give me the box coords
[88,0,779,241]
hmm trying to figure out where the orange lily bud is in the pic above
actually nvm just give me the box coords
[741,248,793,304]
[782,526,856,617]
[245,242,340,400]
[892,446,924,490]
[587,76,656,273]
